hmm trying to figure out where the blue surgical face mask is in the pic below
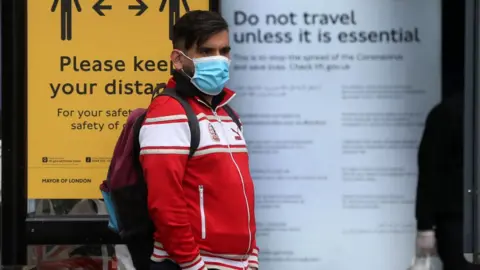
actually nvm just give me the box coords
[179,52,231,96]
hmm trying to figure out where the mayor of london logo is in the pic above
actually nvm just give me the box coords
[208,123,220,142]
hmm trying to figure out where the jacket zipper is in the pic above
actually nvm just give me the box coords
[199,185,206,239]
[197,99,252,261]
[212,109,252,258]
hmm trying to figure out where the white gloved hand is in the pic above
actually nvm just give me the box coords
[409,256,432,270]
[416,230,436,256]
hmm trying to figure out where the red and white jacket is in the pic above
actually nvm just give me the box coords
[139,77,259,270]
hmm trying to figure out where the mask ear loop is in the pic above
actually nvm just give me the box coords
[180,69,193,79]
[173,49,194,79]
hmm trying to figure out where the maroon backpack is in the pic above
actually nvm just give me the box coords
[100,84,200,234]
[99,84,240,269]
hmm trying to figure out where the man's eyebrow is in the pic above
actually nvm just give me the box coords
[197,46,215,51]
[197,45,231,51]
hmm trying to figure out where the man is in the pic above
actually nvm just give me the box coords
[139,11,259,270]
[415,92,478,269]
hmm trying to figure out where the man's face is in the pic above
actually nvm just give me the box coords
[171,30,231,75]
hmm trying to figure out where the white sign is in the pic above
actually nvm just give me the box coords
[222,1,441,269]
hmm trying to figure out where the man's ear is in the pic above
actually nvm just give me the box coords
[170,50,183,70]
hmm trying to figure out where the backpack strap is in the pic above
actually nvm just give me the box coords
[151,83,166,101]
[159,88,200,159]
[223,105,242,130]
[132,112,148,177]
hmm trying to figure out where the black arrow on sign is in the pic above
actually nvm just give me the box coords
[129,0,148,16]
[93,0,112,16]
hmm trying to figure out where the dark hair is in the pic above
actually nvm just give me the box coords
[173,11,229,50]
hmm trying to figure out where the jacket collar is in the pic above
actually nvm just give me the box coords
[166,71,236,109]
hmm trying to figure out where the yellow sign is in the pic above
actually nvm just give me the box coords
[28,0,211,199]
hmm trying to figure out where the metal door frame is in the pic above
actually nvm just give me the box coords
[464,0,479,262]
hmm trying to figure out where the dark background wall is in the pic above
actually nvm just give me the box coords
[442,0,465,98]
